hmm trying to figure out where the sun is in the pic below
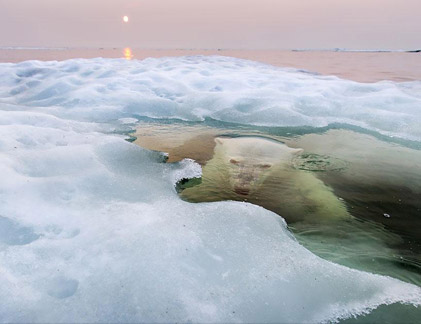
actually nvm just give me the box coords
[123,16,129,23]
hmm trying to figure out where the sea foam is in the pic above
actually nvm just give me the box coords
[0,56,420,322]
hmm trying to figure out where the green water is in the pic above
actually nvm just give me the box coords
[179,133,421,283]
[134,119,421,322]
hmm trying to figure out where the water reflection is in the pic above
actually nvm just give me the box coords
[133,121,421,287]
[123,47,133,60]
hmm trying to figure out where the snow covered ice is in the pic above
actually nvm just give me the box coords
[1,56,421,140]
[0,56,421,322]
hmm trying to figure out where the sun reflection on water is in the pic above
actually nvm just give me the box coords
[123,47,133,60]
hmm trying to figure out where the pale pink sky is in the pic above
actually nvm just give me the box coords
[0,0,420,50]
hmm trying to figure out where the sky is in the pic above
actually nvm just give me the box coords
[0,0,420,50]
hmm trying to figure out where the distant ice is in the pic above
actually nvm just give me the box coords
[0,46,68,50]
[292,48,412,53]
[0,56,420,322]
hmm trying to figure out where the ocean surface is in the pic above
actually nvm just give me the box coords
[0,50,420,323]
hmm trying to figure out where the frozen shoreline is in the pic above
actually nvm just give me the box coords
[1,55,421,323]
[1,48,420,83]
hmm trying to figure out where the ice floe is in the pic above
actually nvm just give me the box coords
[0,56,420,322]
